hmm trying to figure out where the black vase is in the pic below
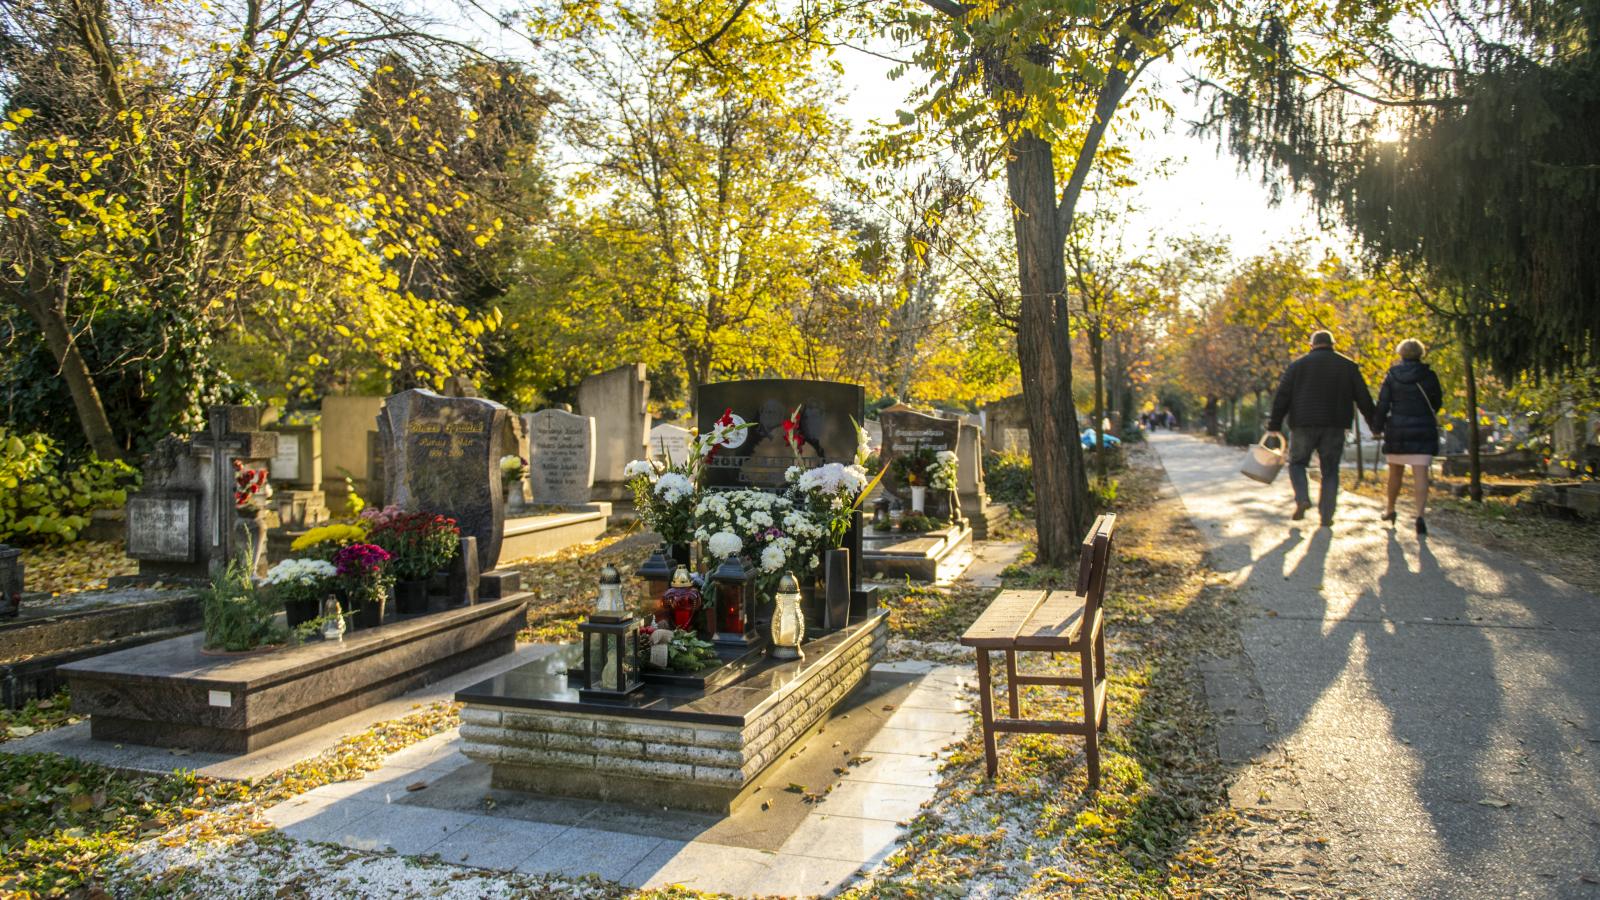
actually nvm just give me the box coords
[341,587,385,630]
[668,542,692,569]
[283,597,321,629]
[823,548,852,632]
[394,579,429,615]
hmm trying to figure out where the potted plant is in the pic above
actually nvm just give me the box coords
[333,542,393,629]
[264,557,338,628]
[289,522,369,561]
[366,510,461,614]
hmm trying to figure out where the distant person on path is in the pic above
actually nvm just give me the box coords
[1266,330,1377,526]
[1374,338,1444,535]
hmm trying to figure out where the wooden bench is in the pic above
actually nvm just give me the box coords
[960,514,1115,788]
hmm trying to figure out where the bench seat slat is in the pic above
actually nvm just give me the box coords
[960,589,1049,648]
[1014,590,1088,649]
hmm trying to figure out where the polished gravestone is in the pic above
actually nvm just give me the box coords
[456,610,888,814]
[697,379,871,613]
[63,595,528,753]
[378,389,509,572]
[866,408,972,582]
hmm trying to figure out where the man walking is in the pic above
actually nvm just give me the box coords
[1266,331,1377,526]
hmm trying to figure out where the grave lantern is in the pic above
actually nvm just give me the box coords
[579,564,642,702]
[769,572,804,659]
[710,554,758,648]
[636,546,673,622]
[872,496,892,530]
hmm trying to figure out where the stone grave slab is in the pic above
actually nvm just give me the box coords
[62,595,528,753]
[577,364,650,502]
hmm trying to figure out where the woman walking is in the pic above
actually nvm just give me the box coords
[1374,339,1445,534]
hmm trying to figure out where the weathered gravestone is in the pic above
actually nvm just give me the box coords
[525,409,596,506]
[649,422,693,465]
[957,422,988,505]
[879,407,961,520]
[378,389,508,572]
[0,545,21,617]
[982,394,1029,454]
[577,364,649,502]
[125,406,277,580]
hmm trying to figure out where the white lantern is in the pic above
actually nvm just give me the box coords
[769,572,805,660]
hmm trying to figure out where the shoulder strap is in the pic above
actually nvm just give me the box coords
[1415,381,1435,416]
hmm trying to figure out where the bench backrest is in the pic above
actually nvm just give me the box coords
[1075,513,1116,618]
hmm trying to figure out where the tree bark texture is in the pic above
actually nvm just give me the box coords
[1006,130,1092,565]
[13,285,122,459]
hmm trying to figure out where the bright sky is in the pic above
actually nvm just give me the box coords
[837,48,1336,261]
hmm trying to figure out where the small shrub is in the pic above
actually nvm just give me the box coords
[984,450,1034,507]
[1091,477,1120,512]
[897,512,941,533]
[0,428,139,543]
[202,560,287,652]
[1224,420,1262,447]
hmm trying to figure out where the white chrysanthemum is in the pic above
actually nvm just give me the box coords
[654,472,693,503]
[623,459,659,481]
[707,531,742,559]
[265,558,336,586]
[760,544,786,573]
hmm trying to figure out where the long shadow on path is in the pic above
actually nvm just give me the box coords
[1150,432,1600,899]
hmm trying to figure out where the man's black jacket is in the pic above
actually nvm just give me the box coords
[1267,346,1377,432]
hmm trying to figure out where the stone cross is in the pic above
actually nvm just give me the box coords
[189,406,278,576]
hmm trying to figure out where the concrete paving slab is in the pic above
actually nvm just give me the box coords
[862,726,965,757]
[814,779,935,823]
[428,819,570,871]
[778,812,905,864]
[339,803,479,856]
[517,823,664,880]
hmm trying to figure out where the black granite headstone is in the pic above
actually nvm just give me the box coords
[696,379,865,490]
[696,379,868,607]
[378,389,508,572]
[879,407,961,519]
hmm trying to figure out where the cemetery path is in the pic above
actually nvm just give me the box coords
[1149,432,1600,899]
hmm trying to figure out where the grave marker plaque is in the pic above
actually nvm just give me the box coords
[697,379,865,491]
[125,494,199,563]
[526,409,596,506]
[379,389,509,572]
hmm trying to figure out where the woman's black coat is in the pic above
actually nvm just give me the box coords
[1375,360,1444,456]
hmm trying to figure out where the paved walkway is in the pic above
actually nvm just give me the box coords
[1150,433,1600,898]
[260,660,973,897]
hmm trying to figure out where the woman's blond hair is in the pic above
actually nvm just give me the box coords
[1398,339,1425,361]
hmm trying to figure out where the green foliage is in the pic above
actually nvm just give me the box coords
[890,447,936,487]
[897,513,941,533]
[201,561,288,653]
[984,451,1035,508]
[1091,477,1121,512]
[667,633,720,672]
[0,428,138,543]
[1224,420,1262,447]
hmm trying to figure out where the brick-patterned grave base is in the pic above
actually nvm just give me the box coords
[456,612,889,814]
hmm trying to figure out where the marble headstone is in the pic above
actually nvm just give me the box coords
[526,409,596,506]
[577,363,649,501]
[378,389,508,572]
[649,423,693,466]
[879,407,961,519]
[957,422,987,503]
[320,395,386,508]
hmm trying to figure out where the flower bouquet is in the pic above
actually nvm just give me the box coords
[289,522,369,561]
[264,557,338,629]
[499,454,526,485]
[333,542,393,629]
[695,489,826,593]
[891,447,936,512]
[233,458,272,509]
[365,510,461,613]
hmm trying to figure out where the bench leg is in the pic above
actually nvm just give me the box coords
[1095,625,1108,734]
[1005,650,1019,718]
[1080,643,1100,791]
[977,648,997,777]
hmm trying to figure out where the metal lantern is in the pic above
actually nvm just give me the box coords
[594,563,627,621]
[710,554,758,648]
[636,545,673,622]
[580,567,642,702]
[872,495,891,530]
[769,572,804,660]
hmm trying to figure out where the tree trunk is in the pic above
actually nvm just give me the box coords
[13,287,122,459]
[1091,335,1106,480]
[1462,333,1483,503]
[1007,130,1091,565]
[1204,396,1219,436]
